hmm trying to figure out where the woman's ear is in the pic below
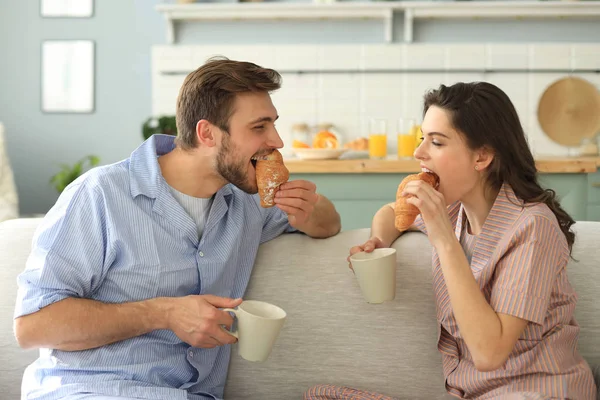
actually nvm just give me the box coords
[196,120,218,147]
[475,146,495,171]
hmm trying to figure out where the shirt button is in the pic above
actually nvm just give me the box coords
[199,251,204,257]
[188,350,193,357]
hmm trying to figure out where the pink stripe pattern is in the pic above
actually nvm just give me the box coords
[416,184,597,399]
[303,384,398,400]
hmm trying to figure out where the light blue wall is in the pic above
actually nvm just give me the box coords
[0,0,164,215]
[1,0,599,214]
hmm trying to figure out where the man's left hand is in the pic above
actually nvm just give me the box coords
[273,180,319,227]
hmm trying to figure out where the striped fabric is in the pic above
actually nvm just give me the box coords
[416,184,597,399]
[14,134,295,400]
[302,385,551,400]
[303,384,399,400]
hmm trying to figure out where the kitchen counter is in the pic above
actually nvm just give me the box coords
[284,156,600,174]
[283,155,600,229]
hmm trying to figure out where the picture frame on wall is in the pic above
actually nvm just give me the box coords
[41,40,95,114]
[41,0,94,18]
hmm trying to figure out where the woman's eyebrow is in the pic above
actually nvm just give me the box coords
[425,131,450,139]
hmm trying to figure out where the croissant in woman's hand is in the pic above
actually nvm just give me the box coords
[256,149,289,208]
[394,171,440,231]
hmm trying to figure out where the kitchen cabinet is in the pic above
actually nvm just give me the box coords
[587,205,600,222]
[538,174,589,222]
[586,171,600,221]
[587,171,600,204]
[291,173,406,230]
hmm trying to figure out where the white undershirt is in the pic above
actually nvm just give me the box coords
[169,187,213,239]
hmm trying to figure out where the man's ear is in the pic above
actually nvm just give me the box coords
[475,146,495,171]
[196,120,218,147]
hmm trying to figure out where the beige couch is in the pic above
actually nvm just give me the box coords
[0,123,19,222]
[1,218,598,399]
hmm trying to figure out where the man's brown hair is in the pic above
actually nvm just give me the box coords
[175,56,282,150]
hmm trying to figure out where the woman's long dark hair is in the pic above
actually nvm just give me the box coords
[423,82,575,253]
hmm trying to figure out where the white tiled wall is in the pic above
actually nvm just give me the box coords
[152,43,600,157]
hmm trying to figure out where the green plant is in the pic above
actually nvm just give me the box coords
[50,155,100,194]
[142,115,177,140]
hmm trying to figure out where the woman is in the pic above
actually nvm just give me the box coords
[305,82,597,400]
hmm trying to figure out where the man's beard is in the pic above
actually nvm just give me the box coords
[216,134,257,194]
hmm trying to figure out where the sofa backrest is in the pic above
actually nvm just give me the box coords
[0,218,598,400]
[565,222,600,369]
[225,227,450,399]
[0,218,41,399]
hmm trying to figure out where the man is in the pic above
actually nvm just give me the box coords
[14,57,341,400]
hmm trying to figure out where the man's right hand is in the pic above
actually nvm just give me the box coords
[161,295,243,348]
[347,236,387,270]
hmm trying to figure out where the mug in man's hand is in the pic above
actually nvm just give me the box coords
[223,300,286,362]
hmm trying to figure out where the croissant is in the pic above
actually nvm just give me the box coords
[394,171,440,231]
[256,149,289,208]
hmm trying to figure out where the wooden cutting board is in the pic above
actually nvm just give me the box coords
[537,76,600,147]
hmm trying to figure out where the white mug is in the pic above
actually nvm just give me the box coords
[223,300,287,362]
[349,248,397,304]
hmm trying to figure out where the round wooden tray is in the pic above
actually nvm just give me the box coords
[537,76,600,147]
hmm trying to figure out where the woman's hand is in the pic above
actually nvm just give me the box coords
[402,180,455,250]
[347,236,386,271]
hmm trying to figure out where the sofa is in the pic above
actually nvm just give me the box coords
[0,122,19,223]
[1,218,598,399]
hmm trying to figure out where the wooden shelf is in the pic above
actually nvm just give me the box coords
[284,157,600,174]
[156,1,600,44]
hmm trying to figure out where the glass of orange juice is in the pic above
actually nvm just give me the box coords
[368,118,387,159]
[397,118,418,159]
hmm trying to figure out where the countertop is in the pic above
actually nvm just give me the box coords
[284,156,600,174]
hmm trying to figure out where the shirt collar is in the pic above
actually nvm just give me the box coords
[129,134,175,199]
[128,134,233,200]
[455,183,524,239]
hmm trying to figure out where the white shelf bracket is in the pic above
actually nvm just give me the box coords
[384,9,394,44]
[404,7,414,44]
[165,13,175,45]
